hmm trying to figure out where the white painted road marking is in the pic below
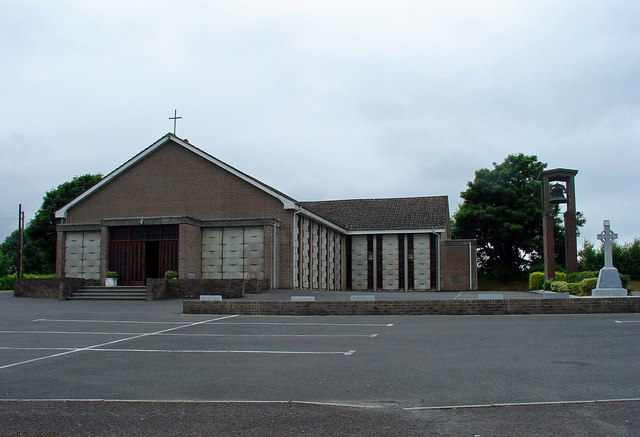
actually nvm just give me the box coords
[0,330,379,338]
[404,397,640,410]
[0,315,238,370]
[34,319,394,327]
[0,346,355,356]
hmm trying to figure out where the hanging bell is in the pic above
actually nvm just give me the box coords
[549,183,567,204]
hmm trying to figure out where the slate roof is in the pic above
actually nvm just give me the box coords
[300,196,449,231]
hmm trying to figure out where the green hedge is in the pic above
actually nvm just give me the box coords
[567,271,598,283]
[529,272,545,290]
[529,271,566,290]
[580,278,598,295]
[550,277,627,296]
[0,274,55,291]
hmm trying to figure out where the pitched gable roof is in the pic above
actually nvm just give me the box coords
[55,133,297,219]
[300,196,449,232]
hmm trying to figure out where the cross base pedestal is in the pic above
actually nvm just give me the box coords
[592,267,627,296]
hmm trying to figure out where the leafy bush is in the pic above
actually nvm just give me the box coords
[105,271,119,279]
[0,273,55,291]
[551,276,628,296]
[529,272,566,290]
[579,278,598,296]
[0,274,15,290]
[550,281,583,295]
[529,272,545,290]
[164,270,178,279]
[567,271,598,283]
[620,274,630,289]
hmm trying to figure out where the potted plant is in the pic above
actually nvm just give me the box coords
[164,270,178,280]
[105,271,119,287]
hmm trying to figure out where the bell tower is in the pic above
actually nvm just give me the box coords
[538,168,579,281]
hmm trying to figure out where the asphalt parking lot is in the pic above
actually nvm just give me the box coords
[1,293,639,436]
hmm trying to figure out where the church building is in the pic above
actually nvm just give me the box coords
[55,134,476,291]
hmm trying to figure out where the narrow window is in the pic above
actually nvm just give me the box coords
[376,235,383,290]
[398,234,405,290]
[407,234,414,290]
[367,235,374,290]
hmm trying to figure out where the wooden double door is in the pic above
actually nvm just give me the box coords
[109,225,178,286]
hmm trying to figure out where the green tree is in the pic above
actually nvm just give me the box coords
[453,154,546,279]
[579,239,640,279]
[453,153,584,279]
[24,174,102,273]
[0,250,8,277]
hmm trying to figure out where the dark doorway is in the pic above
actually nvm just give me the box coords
[109,225,178,286]
[145,241,160,281]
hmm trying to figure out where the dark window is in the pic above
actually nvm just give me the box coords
[407,234,415,290]
[430,234,438,290]
[376,235,383,290]
[367,235,374,290]
[398,234,405,290]
[346,236,352,290]
[162,225,179,239]
[110,227,129,241]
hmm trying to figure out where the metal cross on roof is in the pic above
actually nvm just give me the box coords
[169,109,182,135]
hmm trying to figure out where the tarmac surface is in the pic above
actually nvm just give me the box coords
[1,292,639,436]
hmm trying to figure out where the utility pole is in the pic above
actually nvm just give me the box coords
[17,204,24,278]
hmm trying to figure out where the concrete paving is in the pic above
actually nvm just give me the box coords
[1,293,639,436]
[237,289,542,301]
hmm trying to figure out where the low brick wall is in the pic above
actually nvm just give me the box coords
[183,297,640,316]
[147,279,268,300]
[14,278,98,299]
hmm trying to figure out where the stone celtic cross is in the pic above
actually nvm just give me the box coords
[597,220,617,268]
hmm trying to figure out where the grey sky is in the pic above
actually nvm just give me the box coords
[1,1,638,248]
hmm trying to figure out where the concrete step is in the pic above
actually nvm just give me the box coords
[79,286,146,293]
[71,286,146,301]
[69,295,147,300]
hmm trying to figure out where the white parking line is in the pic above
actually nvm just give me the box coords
[0,346,355,356]
[404,397,640,410]
[0,398,382,409]
[0,330,378,338]
[33,319,195,325]
[0,314,238,370]
[614,320,640,323]
[34,319,394,327]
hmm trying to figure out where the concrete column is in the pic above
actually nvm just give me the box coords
[541,176,556,282]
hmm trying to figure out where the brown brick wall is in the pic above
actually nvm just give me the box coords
[61,140,296,288]
[146,278,266,299]
[440,239,477,291]
[184,297,640,316]
[179,223,202,279]
[14,278,98,299]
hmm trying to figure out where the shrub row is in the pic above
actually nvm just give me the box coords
[0,274,55,291]
[550,278,599,296]
[529,270,630,292]
[529,271,566,290]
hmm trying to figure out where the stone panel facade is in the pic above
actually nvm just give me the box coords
[292,215,342,290]
[201,226,265,280]
[64,231,101,280]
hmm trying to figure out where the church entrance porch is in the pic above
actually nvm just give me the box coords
[109,225,178,286]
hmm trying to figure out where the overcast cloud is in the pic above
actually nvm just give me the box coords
[1,0,638,248]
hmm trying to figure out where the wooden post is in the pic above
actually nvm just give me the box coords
[17,204,24,278]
